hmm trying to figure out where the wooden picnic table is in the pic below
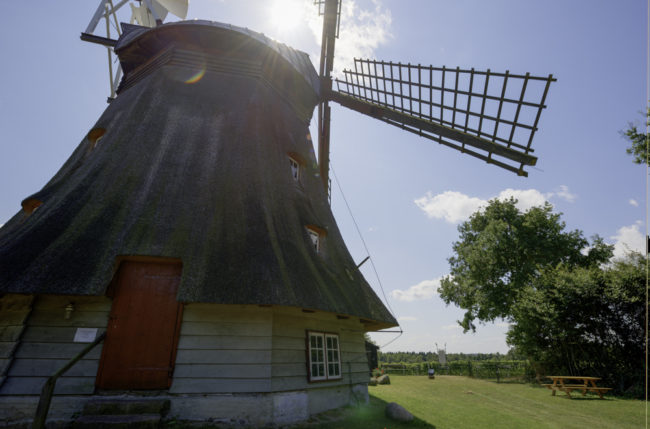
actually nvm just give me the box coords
[542,376,612,399]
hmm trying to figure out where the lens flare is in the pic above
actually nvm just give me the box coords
[184,67,206,84]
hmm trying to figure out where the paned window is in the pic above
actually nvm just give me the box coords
[289,156,300,181]
[307,331,341,381]
[307,228,320,252]
[326,334,340,377]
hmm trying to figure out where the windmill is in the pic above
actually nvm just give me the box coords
[0,1,555,426]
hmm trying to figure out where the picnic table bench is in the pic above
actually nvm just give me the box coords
[542,376,612,399]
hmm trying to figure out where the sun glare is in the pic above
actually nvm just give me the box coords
[269,0,304,33]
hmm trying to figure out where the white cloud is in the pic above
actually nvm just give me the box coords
[611,221,645,259]
[307,0,393,77]
[415,188,551,224]
[391,277,441,302]
[398,316,417,322]
[442,324,462,331]
[414,191,484,223]
[629,199,639,207]
[552,185,577,203]
[415,186,578,224]
[497,188,551,211]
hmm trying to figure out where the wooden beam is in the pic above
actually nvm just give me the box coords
[317,0,339,193]
[327,89,538,168]
[80,32,118,47]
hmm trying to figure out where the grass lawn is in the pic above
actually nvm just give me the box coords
[300,375,645,429]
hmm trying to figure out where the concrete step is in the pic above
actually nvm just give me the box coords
[73,413,161,429]
[81,399,170,416]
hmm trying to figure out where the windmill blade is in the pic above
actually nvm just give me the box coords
[82,0,189,100]
[157,0,188,19]
[131,0,168,27]
[330,59,556,176]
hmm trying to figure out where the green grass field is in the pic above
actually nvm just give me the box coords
[300,375,645,429]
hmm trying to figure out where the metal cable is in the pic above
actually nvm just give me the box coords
[329,164,403,346]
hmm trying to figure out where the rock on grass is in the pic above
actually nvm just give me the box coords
[385,402,414,422]
[377,374,390,385]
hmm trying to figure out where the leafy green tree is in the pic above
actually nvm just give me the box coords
[439,198,644,394]
[364,333,376,345]
[439,198,612,331]
[508,253,645,394]
[623,109,649,165]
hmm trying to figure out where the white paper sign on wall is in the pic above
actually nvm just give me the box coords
[73,328,98,343]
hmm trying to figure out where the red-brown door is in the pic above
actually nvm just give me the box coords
[97,260,183,390]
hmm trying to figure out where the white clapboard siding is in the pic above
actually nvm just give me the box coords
[0,295,110,396]
[270,307,369,392]
[171,304,370,394]
[0,294,34,387]
[170,304,273,394]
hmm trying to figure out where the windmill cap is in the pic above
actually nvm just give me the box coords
[115,20,320,98]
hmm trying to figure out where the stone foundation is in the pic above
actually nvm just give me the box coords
[0,383,368,427]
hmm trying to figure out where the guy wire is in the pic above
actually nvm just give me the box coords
[329,163,403,349]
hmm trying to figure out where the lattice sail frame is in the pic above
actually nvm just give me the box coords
[332,59,556,176]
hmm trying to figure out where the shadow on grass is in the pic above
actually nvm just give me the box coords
[482,379,531,385]
[482,379,615,400]
[554,395,612,401]
[293,396,435,429]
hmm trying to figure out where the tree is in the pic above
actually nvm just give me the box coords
[440,198,644,395]
[439,198,612,331]
[507,253,645,393]
[364,333,376,345]
[623,109,649,165]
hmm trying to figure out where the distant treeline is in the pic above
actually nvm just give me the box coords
[378,351,522,364]
[377,360,532,381]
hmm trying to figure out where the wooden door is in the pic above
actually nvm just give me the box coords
[97,260,183,390]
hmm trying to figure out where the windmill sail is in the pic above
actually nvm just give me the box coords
[328,59,555,176]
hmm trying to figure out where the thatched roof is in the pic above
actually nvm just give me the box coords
[0,21,397,330]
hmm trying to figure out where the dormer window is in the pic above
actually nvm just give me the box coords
[22,198,43,215]
[306,225,327,254]
[87,127,106,150]
[289,156,300,182]
[307,228,320,252]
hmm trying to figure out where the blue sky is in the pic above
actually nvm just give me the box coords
[0,1,646,353]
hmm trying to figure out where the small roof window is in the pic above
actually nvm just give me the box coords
[87,127,106,150]
[289,156,300,182]
[307,228,320,252]
[306,225,327,254]
[22,198,43,215]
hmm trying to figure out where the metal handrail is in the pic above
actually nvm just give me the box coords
[32,332,106,429]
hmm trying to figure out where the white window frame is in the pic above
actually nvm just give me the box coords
[307,228,320,253]
[325,334,341,378]
[307,331,341,381]
[289,156,300,182]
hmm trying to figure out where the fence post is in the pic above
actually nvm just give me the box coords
[468,360,473,377]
